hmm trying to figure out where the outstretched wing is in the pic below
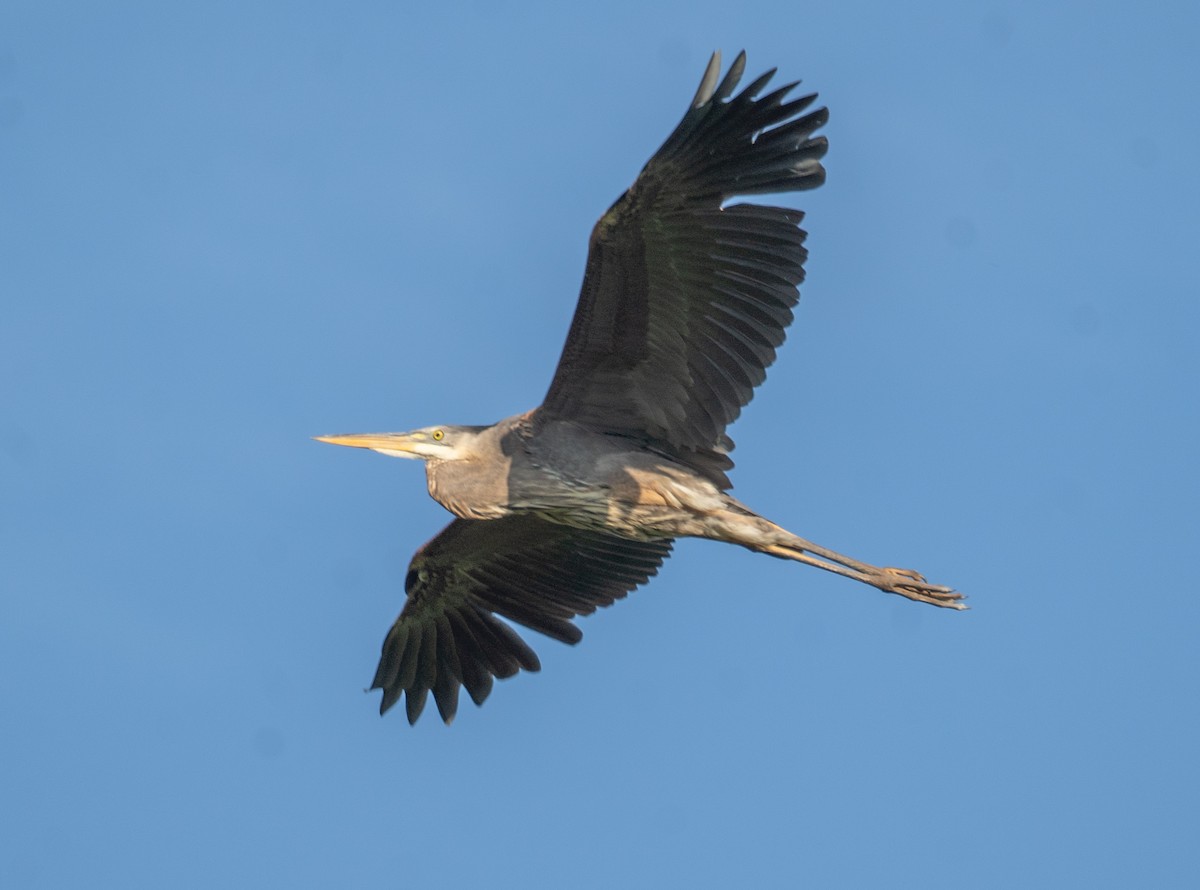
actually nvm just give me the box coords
[372,516,673,724]
[540,51,828,487]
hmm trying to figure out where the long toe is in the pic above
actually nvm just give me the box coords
[878,567,968,610]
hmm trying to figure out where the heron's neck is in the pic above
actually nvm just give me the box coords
[425,453,511,521]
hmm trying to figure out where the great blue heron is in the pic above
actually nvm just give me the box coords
[318,51,964,725]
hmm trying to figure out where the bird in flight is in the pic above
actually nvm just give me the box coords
[318,51,964,725]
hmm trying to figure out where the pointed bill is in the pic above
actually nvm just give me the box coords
[313,432,423,457]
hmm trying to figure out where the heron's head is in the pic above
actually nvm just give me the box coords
[314,425,486,462]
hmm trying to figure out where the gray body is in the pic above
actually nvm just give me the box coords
[426,413,730,534]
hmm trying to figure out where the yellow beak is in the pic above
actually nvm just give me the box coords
[313,432,420,454]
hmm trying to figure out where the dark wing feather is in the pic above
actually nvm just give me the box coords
[372,516,673,724]
[540,51,828,487]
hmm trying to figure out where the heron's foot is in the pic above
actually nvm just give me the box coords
[872,567,967,610]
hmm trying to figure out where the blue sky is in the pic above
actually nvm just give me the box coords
[3,1,1198,887]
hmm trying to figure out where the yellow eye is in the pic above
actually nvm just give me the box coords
[432,429,444,441]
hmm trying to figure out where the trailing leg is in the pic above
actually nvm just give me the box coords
[712,508,965,610]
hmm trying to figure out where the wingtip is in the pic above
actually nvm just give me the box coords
[691,50,722,108]
[405,696,425,725]
[714,50,747,102]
